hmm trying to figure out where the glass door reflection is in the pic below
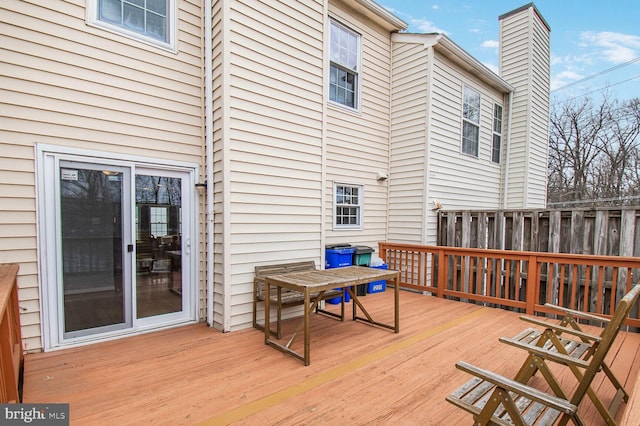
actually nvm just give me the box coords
[135,174,182,318]
[60,165,129,337]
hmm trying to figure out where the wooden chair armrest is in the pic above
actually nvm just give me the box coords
[519,316,601,342]
[454,361,577,414]
[499,337,591,369]
[542,303,610,324]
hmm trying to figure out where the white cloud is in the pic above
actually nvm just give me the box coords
[551,70,585,91]
[580,31,640,63]
[482,40,499,49]
[550,53,563,66]
[411,18,449,35]
[432,5,440,10]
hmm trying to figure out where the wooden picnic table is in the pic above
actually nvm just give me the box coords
[264,265,400,365]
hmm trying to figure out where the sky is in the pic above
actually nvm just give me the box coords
[379,1,640,107]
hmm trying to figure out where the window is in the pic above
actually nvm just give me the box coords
[89,0,173,48]
[150,206,168,236]
[462,86,481,157]
[329,19,360,110]
[492,104,503,163]
[334,183,363,228]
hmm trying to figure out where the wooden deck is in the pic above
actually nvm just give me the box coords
[23,290,640,425]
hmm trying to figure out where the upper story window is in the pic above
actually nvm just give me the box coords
[334,183,363,229]
[461,86,481,157]
[492,104,503,163]
[89,0,174,49]
[329,19,361,110]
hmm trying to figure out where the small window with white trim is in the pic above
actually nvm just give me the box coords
[88,0,174,49]
[492,104,503,163]
[334,183,363,229]
[329,19,361,110]
[461,85,481,157]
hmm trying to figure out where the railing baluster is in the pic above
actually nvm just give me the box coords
[377,242,640,327]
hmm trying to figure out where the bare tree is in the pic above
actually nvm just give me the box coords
[548,95,640,207]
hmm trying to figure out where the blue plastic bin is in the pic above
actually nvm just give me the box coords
[367,264,388,293]
[326,288,351,304]
[325,247,355,269]
[325,245,354,304]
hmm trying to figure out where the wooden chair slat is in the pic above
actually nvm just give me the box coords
[447,284,640,425]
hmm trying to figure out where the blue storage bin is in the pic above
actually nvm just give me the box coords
[325,247,355,269]
[325,245,354,303]
[367,264,388,294]
[326,288,350,304]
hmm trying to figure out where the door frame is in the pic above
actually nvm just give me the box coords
[36,144,200,350]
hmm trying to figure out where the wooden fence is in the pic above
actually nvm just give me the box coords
[437,208,640,257]
[0,264,23,402]
[378,243,640,329]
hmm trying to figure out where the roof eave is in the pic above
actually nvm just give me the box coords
[354,0,408,32]
[436,35,514,93]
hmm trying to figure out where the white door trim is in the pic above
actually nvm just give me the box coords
[36,144,200,350]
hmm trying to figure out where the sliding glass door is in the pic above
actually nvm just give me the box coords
[60,163,130,338]
[39,150,196,348]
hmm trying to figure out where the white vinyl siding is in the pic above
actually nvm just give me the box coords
[1,0,203,351]
[390,34,508,246]
[427,51,505,242]
[389,37,428,244]
[325,2,391,250]
[499,5,550,208]
[223,0,325,330]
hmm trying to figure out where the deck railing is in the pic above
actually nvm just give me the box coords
[378,242,640,328]
[0,264,23,402]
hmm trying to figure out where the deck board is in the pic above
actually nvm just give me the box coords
[23,290,640,425]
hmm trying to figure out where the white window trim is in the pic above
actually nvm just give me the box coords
[492,103,503,164]
[333,181,364,230]
[86,0,177,53]
[461,85,481,158]
[328,17,362,113]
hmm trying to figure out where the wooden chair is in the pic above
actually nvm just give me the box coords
[501,303,629,423]
[252,261,344,338]
[446,284,640,425]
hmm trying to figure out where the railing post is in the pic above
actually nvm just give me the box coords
[437,247,446,298]
[526,254,538,316]
[0,264,22,403]
[378,243,387,264]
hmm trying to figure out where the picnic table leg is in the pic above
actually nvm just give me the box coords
[394,273,400,333]
[264,281,270,345]
[351,286,357,320]
[304,289,311,366]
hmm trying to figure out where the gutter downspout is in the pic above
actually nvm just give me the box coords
[423,40,436,245]
[502,90,514,210]
[204,0,214,327]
